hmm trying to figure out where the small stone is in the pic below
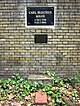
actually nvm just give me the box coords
[35,91,47,104]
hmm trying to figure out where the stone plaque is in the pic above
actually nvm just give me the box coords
[25,7,54,27]
[35,35,47,43]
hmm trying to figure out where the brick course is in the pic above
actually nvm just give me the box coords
[0,0,80,77]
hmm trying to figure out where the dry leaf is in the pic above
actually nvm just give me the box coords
[8,93,14,100]
[8,84,13,90]
[0,101,5,105]
[78,100,80,103]
[20,101,24,104]
[27,103,31,106]
[25,96,31,100]
[61,87,66,90]
[12,102,21,106]
[31,93,35,97]
[67,91,72,95]
[20,83,23,88]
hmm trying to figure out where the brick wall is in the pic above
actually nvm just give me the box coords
[0,0,80,78]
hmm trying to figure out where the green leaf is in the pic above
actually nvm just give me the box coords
[56,98,60,103]
[21,92,26,96]
[63,90,67,94]
[59,81,64,87]
[47,91,53,95]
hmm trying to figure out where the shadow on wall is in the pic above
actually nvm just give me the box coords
[0,55,28,78]
[54,52,76,77]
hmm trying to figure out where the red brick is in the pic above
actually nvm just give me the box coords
[35,91,47,104]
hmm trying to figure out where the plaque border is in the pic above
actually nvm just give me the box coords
[25,6,56,29]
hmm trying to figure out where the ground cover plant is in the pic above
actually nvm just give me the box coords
[0,71,80,106]
[70,71,80,85]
